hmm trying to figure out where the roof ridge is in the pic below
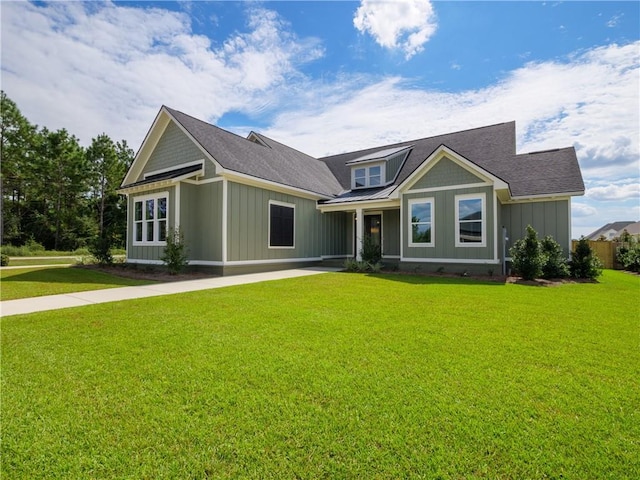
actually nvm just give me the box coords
[318,121,515,160]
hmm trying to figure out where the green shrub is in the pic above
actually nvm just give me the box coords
[360,235,381,264]
[540,235,570,279]
[570,238,603,279]
[89,235,114,265]
[343,258,381,273]
[510,225,544,280]
[1,253,9,266]
[616,239,640,272]
[160,228,189,275]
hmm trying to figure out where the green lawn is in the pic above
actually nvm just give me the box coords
[0,266,155,301]
[4,257,81,267]
[2,271,638,478]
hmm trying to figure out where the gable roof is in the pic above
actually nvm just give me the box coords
[122,107,584,203]
[585,221,637,240]
[163,107,343,197]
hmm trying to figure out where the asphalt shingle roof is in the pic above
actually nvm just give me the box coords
[156,108,584,202]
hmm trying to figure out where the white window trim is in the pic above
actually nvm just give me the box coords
[408,198,435,247]
[133,191,169,246]
[351,162,386,189]
[268,200,296,249]
[455,192,486,247]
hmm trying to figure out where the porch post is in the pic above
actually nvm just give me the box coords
[356,207,364,260]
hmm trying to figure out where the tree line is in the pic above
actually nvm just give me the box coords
[1,91,133,251]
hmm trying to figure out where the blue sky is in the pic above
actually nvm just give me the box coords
[2,1,639,238]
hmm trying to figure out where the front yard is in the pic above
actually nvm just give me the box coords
[2,270,638,478]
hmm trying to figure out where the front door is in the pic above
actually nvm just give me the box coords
[364,214,382,248]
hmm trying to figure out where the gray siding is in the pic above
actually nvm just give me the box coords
[501,199,571,254]
[226,182,350,261]
[403,185,495,260]
[382,209,400,256]
[140,122,217,181]
[180,181,224,262]
[411,157,484,190]
[386,152,407,183]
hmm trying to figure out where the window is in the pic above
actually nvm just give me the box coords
[408,198,434,247]
[352,163,385,189]
[455,193,485,247]
[133,192,168,245]
[269,201,295,248]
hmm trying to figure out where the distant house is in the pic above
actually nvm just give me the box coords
[585,221,636,241]
[119,106,585,275]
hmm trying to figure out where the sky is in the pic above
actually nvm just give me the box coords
[1,0,639,239]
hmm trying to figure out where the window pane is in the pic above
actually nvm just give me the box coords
[135,222,142,242]
[146,199,155,220]
[157,198,167,219]
[369,174,381,186]
[135,202,143,221]
[354,168,366,188]
[159,220,167,242]
[459,198,482,221]
[459,221,482,242]
[369,166,381,186]
[412,224,431,243]
[270,204,294,247]
[146,221,154,242]
[411,202,431,223]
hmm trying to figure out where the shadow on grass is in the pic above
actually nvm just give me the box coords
[341,271,507,286]
[0,266,154,287]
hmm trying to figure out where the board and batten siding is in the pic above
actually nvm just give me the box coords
[180,181,224,262]
[385,152,407,183]
[127,186,176,261]
[140,121,217,181]
[410,157,483,190]
[382,209,400,256]
[226,181,350,262]
[501,199,571,254]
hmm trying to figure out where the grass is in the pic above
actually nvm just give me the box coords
[4,257,81,267]
[0,266,155,301]
[2,270,639,478]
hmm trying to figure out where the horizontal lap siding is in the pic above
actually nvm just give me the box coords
[226,182,349,262]
[141,122,217,181]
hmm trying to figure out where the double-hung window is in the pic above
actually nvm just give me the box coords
[408,198,434,247]
[352,164,384,189]
[269,200,295,248]
[455,193,486,247]
[133,192,168,245]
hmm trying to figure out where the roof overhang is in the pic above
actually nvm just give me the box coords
[318,198,400,213]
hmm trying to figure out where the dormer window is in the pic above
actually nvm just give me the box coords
[353,164,383,189]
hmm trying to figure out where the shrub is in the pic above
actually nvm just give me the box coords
[570,238,603,279]
[1,253,9,266]
[89,235,114,265]
[360,235,381,264]
[343,258,381,273]
[540,235,570,279]
[160,228,189,275]
[616,238,640,272]
[510,225,544,280]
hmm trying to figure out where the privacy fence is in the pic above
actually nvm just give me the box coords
[571,240,622,269]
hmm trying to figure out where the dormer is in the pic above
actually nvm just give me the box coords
[347,145,412,190]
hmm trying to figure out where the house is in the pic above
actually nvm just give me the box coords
[585,221,637,241]
[119,106,585,276]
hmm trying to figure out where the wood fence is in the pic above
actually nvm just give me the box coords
[571,240,621,269]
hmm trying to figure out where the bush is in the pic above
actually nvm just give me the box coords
[89,235,114,265]
[540,235,570,279]
[570,238,603,279]
[510,225,544,280]
[360,235,381,264]
[1,253,9,266]
[343,258,382,273]
[160,228,189,275]
[616,239,640,272]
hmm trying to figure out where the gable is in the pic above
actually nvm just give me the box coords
[410,156,486,190]
[138,121,212,182]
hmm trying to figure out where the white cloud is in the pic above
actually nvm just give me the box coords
[353,0,437,59]
[586,182,640,202]
[0,1,323,147]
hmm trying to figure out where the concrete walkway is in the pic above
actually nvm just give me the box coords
[1,267,341,317]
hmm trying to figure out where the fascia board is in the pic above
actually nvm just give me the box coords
[317,198,400,212]
[398,145,509,193]
[220,169,330,201]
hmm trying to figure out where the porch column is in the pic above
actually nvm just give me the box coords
[355,207,364,261]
